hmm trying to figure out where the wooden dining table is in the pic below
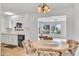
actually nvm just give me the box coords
[32,40,69,56]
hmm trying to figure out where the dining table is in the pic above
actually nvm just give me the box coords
[32,39,69,56]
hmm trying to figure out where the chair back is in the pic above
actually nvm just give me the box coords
[67,40,79,47]
[22,40,37,55]
[62,40,79,56]
[67,44,79,56]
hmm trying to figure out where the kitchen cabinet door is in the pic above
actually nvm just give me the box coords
[11,35,18,46]
[8,34,18,46]
[1,34,8,44]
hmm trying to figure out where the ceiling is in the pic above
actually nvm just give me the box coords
[1,3,74,15]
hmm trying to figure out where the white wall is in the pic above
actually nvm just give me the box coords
[49,7,74,40]
[72,4,79,41]
[49,4,79,41]
[0,4,1,44]
[25,14,38,40]
[0,17,1,43]
[0,16,9,33]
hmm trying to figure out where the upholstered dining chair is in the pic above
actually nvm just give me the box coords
[62,40,79,56]
[67,40,79,47]
[70,45,79,55]
[62,45,79,56]
[74,45,79,56]
[22,40,37,55]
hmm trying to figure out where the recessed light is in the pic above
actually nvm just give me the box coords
[4,12,14,15]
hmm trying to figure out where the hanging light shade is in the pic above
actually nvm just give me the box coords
[38,3,50,13]
[38,6,43,13]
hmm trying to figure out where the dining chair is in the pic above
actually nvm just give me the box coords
[67,40,79,47]
[22,40,37,56]
[67,40,79,55]
[69,45,79,56]
[62,44,79,56]
[74,45,79,56]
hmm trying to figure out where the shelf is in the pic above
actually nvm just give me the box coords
[15,28,24,31]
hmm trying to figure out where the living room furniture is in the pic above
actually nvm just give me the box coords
[62,40,79,56]
[74,45,79,56]
[22,40,37,55]
[62,45,79,56]
[31,40,69,56]
[67,40,79,47]
[22,39,79,56]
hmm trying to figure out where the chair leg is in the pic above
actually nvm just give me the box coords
[59,52,62,56]
[68,50,74,56]
[38,52,40,56]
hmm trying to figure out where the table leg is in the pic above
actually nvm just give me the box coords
[59,52,62,56]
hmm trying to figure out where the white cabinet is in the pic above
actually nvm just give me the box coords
[9,35,18,45]
[1,34,8,44]
[1,34,18,46]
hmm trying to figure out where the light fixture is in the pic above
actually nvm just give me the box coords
[4,12,14,15]
[38,3,50,13]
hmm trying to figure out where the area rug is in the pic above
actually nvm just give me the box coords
[4,45,17,49]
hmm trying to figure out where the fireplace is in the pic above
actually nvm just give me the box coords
[18,35,25,47]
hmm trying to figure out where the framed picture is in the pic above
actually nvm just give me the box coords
[42,25,50,34]
[16,22,22,28]
[52,24,61,34]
